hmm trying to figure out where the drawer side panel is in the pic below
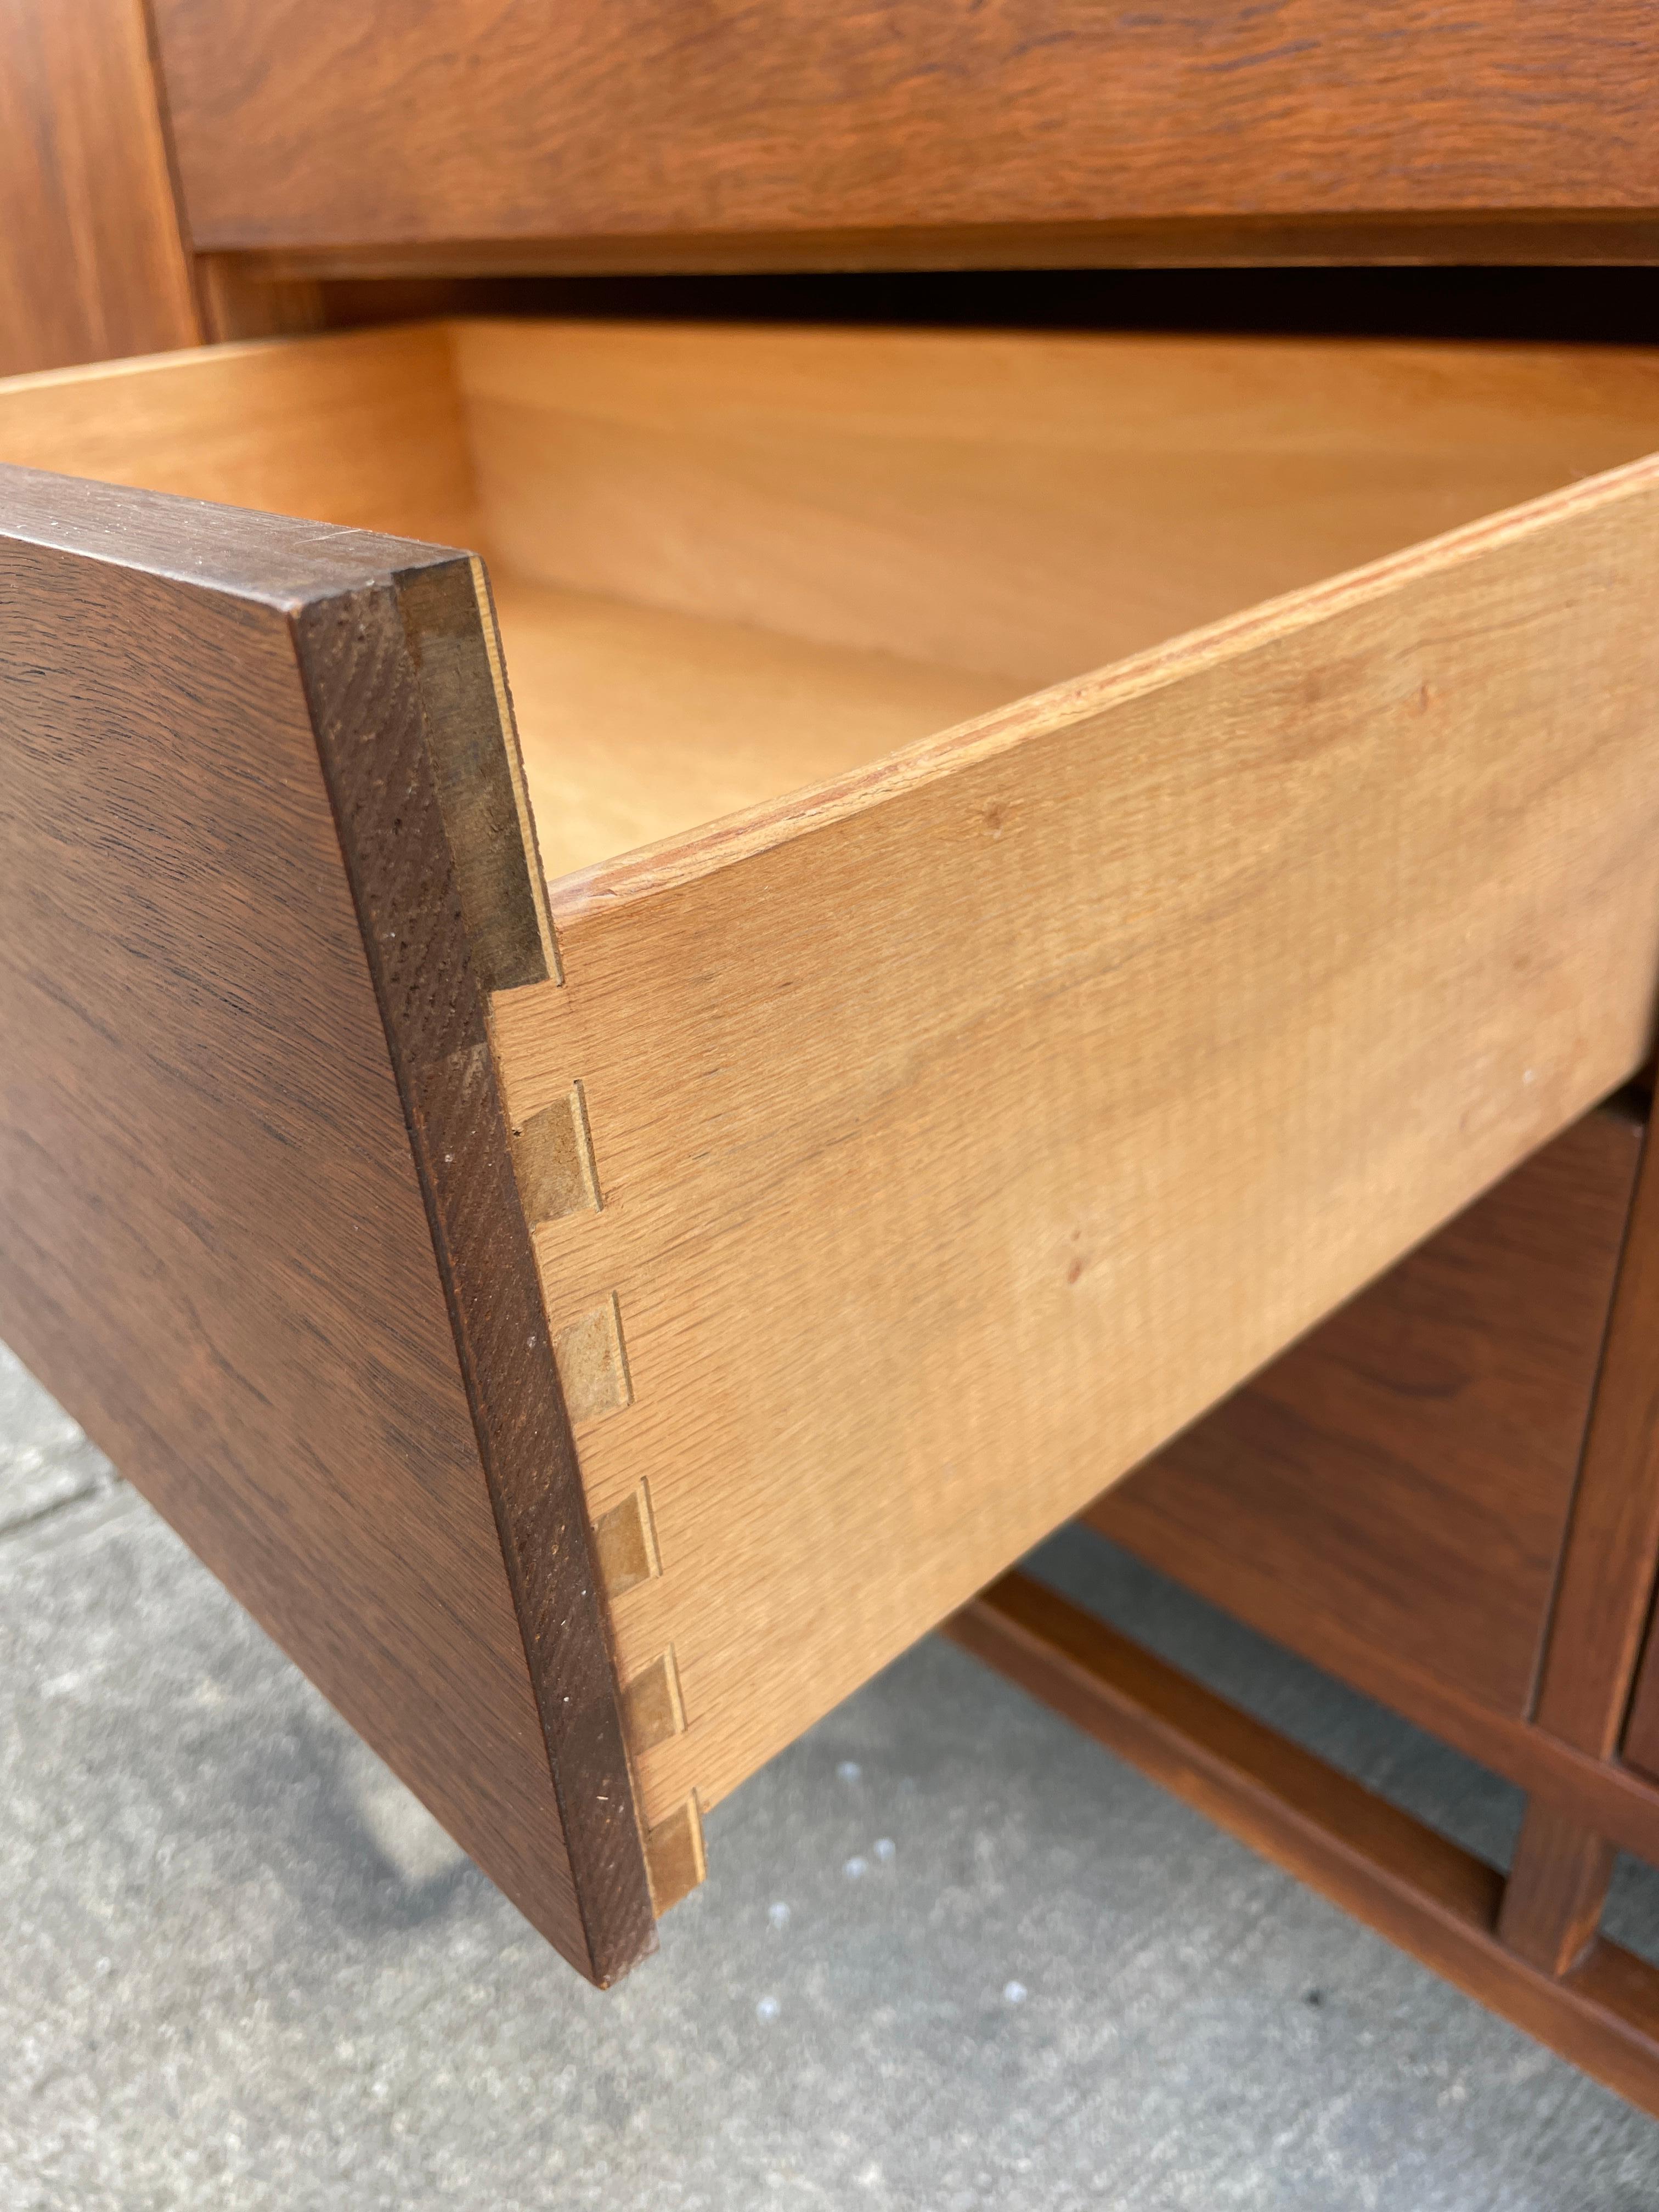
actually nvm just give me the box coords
[494,454,1659,1828]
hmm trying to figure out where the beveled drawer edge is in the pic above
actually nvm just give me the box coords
[296,544,663,1976]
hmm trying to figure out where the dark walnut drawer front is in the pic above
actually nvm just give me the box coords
[4,319,1659,1984]
[148,3,1659,270]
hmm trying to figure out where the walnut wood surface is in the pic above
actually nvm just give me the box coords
[1618,1623,1659,1785]
[949,1574,1659,2115]
[0,0,201,373]
[1498,1802,1617,1979]
[213,216,1659,285]
[0,466,651,1983]
[1606,1176,1659,1771]
[149,2,1659,265]
[1088,1109,1643,1723]
[1533,1119,1659,1763]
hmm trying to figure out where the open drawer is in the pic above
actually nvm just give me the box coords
[4,319,1659,1985]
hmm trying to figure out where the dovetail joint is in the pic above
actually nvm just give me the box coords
[511,1079,600,1224]
[553,1291,633,1427]
[645,1793,706,1916]
[622,1645,687,1756]
[594,1481,661,1599]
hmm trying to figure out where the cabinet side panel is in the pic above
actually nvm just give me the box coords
[0,0,201,372]
[0,527,594,1963]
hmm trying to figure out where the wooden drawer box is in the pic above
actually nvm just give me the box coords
[5,318,1659,1984]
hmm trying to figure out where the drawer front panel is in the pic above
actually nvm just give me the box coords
[491,452,1659,1831]
[153,3,1659,263]
[0,467,652,1983]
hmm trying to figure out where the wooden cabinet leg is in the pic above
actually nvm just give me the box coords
[1498,1800,1617,1977]
[949,1572,1659,2113]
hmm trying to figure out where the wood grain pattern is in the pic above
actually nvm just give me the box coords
[492,578,1011,883]
[554,1296,635,1430]
[490,454,1659,1832]
[0,324,476,549]
[455,319,1659,704]
[194,253,325,345]
[1167,1632,1659,1876]
[10,321,1659,884]
[592,1486,661,1601]
[0,0,201,374]
[948,1573,1659,2117]
[511,1082,602,1226]
[622,1649,687,1757]
[1617,1613,1659,1785]
[644,1796,706,1917]
[0,465,651,1983]
[1087,1108,1643,1721]
[1533,1120,1659,1762]
[150,2,1659,261]
[1498,1803,1617,1978]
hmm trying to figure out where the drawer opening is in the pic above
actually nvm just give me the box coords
[7,317,1659,896]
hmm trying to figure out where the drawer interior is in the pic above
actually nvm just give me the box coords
[7,317,1659,888]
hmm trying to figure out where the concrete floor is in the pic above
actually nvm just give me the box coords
[3,1342,1658,2210]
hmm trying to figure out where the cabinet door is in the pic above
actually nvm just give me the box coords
[1088,1108,1643,1725]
